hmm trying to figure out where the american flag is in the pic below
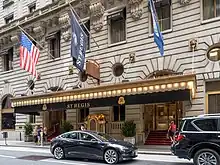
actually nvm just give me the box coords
[20,32,40,77]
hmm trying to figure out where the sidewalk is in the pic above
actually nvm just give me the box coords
[0,140,171,155]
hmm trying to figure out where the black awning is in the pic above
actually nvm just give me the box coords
[14,89,191,114]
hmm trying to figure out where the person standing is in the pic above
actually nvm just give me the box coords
[168,121,177,142]
[80,124,86,131]
[33,126,38,144]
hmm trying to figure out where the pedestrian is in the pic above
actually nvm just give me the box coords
[167,121,177,142]
[80,124,86,131]
[43,127,47,142]
[37,126,41,145]
[33,126,38,144]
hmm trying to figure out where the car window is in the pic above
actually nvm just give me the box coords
[80,133,97,141]
[61,132,78,139]
[183,120,198,131]
[194,119,218,131]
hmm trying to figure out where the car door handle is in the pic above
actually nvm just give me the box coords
[79,142,84,145]
[218,135,220,138]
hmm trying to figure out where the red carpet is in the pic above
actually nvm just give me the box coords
[144,130,171,145]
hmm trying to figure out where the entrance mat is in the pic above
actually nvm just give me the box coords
[17,155,52,161]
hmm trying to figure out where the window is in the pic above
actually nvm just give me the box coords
[79,108,89,122]
[108,8,126,44]
[183,120,198,131]
[3,0,14,9]
[194,119,218,131]
[208,94,220,113]
[29,115,36,123]
[61,132,78,139]
[28,3,36,13]
[2,113,15,130]
[203,0,220,20]
[2,48,13,71]
[113,105,125,121]
[79,132,96,141]
[150,0,171,32]
[4,14,14,24]
[1,95,15,130]
[81,20,90,50]
[47,31,61,59]
[206,44,220,62]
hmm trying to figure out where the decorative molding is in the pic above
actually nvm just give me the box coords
[59,13,71,42]
[33,22,46,47]
[129,0,144,20]
[62,28,71,42]
[90,0,105,32]
[180,0,191,5]
[189,38,198,51]
[47,16,59,27]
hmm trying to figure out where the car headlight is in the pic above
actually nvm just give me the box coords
[119,146,129,151]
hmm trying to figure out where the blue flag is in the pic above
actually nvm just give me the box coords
[70,11,88,72]
[149,0,164,56]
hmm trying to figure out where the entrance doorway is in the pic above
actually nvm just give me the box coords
[45,110,66,134]
[144,102,182,131]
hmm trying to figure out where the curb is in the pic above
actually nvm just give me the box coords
[0,144,172,155]
[0,144,50,149]
[138,151,172,155]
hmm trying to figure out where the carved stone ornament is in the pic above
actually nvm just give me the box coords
[180,0,191,5]
[62,29,71,42]
[58,13,70,30]
[90,0,105,32]
[129,0,144,20]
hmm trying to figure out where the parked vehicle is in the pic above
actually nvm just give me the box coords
[171,114,220,165]
[50,130,138,164]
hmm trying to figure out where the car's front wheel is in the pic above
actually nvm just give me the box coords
[193,148,220,165]
[104,149,119,164]
[53,146,65,160]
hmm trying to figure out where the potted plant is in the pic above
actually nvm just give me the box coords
[60,121,73,133]
[24,122,33,142]
[121,120,136,144]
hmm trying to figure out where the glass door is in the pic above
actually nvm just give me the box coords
[155,104,169,130]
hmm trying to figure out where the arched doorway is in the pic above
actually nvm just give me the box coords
[1,94,15,130]
[144,70,183,131]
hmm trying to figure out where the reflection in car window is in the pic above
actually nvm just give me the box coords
[80,133,96,141]
[97,133,116,141]
[183,120,198,131]
[61,132,78,139]
[194,119,218,131]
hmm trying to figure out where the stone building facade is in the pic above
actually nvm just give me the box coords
[0,0,219,142]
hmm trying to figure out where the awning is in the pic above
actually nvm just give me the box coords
[11,74,196,110]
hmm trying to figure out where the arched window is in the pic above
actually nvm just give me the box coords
[1,94,15,130]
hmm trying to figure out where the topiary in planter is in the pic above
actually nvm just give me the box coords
[60,121,73,133]
[24,122,33,136]
[121,120,136,137]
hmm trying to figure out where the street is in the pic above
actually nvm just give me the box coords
[0,146,193,165]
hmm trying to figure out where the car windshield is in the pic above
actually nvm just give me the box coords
[94,132,116,142]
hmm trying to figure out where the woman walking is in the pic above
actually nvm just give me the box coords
[168,121,177,142]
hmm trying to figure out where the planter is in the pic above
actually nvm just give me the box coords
[24,135,33,142]
[124,136,135,144]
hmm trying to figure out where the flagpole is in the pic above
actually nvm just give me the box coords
[18,25,55,59]
[68,2,99,48]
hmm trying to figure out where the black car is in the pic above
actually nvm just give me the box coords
[171,114,220,165]
[50,130,138,164]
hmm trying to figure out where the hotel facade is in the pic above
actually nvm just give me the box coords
[0,0,220,143]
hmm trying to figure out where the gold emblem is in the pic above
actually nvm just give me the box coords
[118,97,125,105]
[42,104,47,111]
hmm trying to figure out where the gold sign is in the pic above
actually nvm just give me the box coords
[42,104,47,111]
[118,97,125,105]
[67,103,90,109]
